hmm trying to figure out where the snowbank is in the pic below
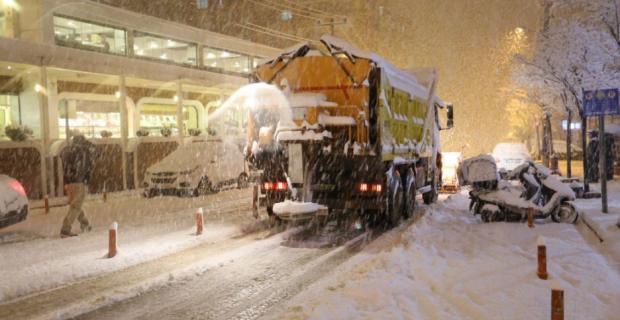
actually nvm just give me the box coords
[270,192,620,320]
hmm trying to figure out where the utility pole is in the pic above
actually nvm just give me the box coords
[599,115,608,213]
[566,109,572,178]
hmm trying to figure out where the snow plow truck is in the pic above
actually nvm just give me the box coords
[247,35,454,227]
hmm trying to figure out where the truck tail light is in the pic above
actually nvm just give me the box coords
[358,183,382,193]
[371,184,382,192]
[264,181,288,191]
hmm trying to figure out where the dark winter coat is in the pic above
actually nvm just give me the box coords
[62,136,96,184]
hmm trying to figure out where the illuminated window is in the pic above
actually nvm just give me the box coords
[203,47,251,74]
[58,100,121,139]
[133,32,197,66]
[0,94,20,140]
[139,104,199,136]
[53,16,127,55]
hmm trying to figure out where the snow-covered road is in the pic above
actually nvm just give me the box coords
[1,189,618,320]
[269,192,620,320]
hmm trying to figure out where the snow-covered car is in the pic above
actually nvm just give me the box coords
[0,175,28,229]
[492,143,533,172]
[142,139,248,197]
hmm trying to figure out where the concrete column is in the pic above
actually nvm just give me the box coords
[176,80,184,144]
[38,65,50,197]
[119,75,128,190]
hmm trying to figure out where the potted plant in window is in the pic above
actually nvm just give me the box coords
[100,130,113,138]
[136,128,150,137]
[160,126,172,137]
[5,125,33,141]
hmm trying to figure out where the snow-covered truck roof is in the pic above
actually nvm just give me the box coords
[260,35,442,103]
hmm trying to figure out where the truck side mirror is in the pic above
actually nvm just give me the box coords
[446,104,454,129]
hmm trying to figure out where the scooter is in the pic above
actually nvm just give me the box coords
[464,160,579,224]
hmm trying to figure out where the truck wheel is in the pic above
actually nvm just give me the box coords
[266,206,283,227]
[388,179,404,227]
[403,169,416,219]
[423,176,438,205]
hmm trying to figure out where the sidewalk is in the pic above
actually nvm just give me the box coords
[573,180,620,268]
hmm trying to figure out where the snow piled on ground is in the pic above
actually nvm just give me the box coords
[0,189,252,303]
[272,192,620,320]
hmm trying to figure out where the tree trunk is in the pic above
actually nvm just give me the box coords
[581,115,589,192]
[566,110,572,178]
[536,121,542,161]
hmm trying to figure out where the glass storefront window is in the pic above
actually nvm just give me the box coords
[138,104,198,136]
[53,15,127,55]
[0,94,20,140]
[58,100,121,139]
[133,32,197,66]
[203,47,251,74]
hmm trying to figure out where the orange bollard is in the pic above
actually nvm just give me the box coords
[108,222,117,258]
[551,281,564,320]
[537,236,548,280]
[527,207,534,228]
[195,208,204,235]
[44,195,49,214]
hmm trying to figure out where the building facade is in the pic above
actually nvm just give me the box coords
[0,0,280,199]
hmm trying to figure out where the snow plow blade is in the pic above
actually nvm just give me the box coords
[273,201,328,221]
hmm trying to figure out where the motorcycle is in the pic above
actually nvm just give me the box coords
[460,156,579,224]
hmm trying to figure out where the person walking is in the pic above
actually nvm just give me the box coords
[60,134,95,238]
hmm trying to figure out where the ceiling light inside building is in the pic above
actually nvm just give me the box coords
[206,52,216,59]
[281,10,293,21]
[115,91,121,98]
[167,40,176,47]
[149,41,159,49]
[173,95,179,102]
[7,66,12,70]
[220,51,230,58]
[34,84,43,93]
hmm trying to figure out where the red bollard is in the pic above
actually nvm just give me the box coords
[195,208,204,235]
[551,281,564,320]
[44,195,49,214]
[537,236,548,280]
[527,207,534,228]
[108,222,117,258]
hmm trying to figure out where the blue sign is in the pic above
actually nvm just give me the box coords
[583,88,619,117]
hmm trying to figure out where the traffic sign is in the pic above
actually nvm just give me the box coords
[583,88,619,117]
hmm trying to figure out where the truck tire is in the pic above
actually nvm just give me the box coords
[403,168,416,219]
[387,170,404,227]
[423,181,437,205]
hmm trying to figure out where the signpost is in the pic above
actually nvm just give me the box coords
[583,88,620,213]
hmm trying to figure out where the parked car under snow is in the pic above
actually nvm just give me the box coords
[492,142,533,172]
[0,175,28,229]
[142,139,248,197]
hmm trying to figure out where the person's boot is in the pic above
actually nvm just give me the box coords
[60,230,78,238]
[81,224,92,233]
